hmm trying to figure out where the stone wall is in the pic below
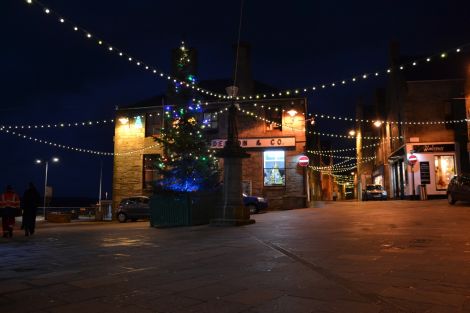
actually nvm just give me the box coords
[112,116,162,209]
[404,80,463,142]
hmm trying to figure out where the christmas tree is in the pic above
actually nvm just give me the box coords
[153,42,219,192]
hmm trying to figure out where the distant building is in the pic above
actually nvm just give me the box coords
[112,43,309,210]
[356,43,470,199]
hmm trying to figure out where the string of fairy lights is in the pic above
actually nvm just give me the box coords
[306,112,469,125]
[22,0,226,99]
[308,152,356,160]
[310,155,376,172]
[237,107,404,140]
[0,118,115,130]
[23,0,470,103]
[0,125,216,157]
[229,45,469,100]
[0,105,230,156]
[308,142,380,154]
[332,174,355,186]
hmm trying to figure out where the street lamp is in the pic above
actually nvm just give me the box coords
[35,157,60,218]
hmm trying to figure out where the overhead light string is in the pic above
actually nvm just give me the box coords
[22,0,225,99]
[0,118,115,130]
[232,43,470,100]
[305,112,469,125]
[0,125,165,156]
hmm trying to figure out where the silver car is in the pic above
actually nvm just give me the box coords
[116,196,150,223]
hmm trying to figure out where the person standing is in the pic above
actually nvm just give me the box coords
[0,185,21,238]
[22,182,41,236]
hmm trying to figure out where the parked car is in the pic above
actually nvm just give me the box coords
[362,184,387,200]
[447,174,470,204]
[116,196,150,222]
[243,194,268,213]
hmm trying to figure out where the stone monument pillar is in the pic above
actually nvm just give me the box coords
[211,86,255,226]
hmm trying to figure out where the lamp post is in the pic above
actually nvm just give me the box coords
[35,157,59,218]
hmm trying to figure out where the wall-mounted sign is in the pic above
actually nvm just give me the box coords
[412,144,455,153]
[419,161,430,184]
[211,137,296,149]
[408,154,417,166]
[297,155,309,167]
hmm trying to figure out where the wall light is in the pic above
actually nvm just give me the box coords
[287,108,298,117]
[373,121,382,128]
[118,117,129,125]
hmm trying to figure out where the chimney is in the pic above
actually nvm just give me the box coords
[232,42,254,96]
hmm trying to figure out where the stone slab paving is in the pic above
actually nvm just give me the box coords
[1,200,470,312]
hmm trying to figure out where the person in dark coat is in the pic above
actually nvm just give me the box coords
[22,182,41,236]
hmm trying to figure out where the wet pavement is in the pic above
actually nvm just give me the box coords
[1,199,470,312]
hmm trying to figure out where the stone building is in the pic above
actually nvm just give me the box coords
[112,97,308,210]
[356,43,470,199]
[112,43,309,209]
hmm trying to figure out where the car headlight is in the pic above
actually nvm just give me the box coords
[382,191,387,195]
[257,197,265,202]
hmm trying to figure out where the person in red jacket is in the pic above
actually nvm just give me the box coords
[0,185,21,238]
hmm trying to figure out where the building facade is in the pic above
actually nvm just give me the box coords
[112,97,308,210]
[357,43,470,199]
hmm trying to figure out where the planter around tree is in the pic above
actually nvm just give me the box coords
[150,190,220,228]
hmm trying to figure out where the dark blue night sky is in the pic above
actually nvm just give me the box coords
[1,0,470,199]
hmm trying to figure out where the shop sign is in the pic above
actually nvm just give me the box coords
[419,161,430,184]
[210,137,296,149]
[412,144,455,153]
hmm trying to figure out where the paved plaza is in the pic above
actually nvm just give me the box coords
[1,200,470,312]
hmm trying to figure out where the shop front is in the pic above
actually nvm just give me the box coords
[211,136,307,210]
[407,143,458,198]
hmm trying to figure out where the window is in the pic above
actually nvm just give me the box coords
[434,155,455,190]
[145,112,163,137]
[265,106,282,131]
[263,150,285,186]
[203,112,218,130]
[143,154,160,190]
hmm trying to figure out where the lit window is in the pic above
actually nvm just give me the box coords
[434,155,455,190]
[143,154,161,190]
[264,150,285,186]
[203,112,218,130]
[265,106,282,131]
[145,112,163,137]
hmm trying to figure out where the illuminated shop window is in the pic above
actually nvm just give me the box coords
[264,150,285,186]
[203,112,218,130]
[434,155,455,190]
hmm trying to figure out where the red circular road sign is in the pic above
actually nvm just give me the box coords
[298,155,310,167]
[408,154,417,166]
